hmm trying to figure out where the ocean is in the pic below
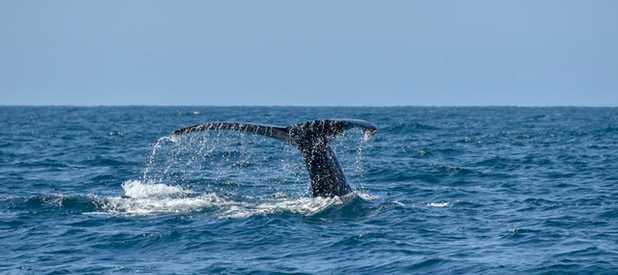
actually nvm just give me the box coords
[1,106,617,274]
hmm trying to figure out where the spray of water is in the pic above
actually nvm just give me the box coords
[95,128,373,217]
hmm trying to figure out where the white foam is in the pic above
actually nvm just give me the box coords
[94,180,219,215]
[99,193,226,216]
[121,180,191,199]
[220,196,343,218]
[427,202,450,208]
[93,180,354,218]
[357,191,378,201]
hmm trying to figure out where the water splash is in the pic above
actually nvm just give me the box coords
[95,180,232,216]
[427,202,451,208]
[100,128,373,217]
[92,180,372,218]
[141,136,175,181]
[121,180,191,199]
[331,129,374,191]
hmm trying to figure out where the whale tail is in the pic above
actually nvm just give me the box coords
[171,119,377,197]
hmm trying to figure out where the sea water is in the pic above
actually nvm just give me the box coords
[1,106,617,274]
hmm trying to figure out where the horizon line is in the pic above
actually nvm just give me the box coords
[1,104,617,108]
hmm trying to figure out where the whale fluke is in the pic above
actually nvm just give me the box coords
[171,119,377,197]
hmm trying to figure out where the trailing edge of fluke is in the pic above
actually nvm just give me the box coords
[171,119,378,198]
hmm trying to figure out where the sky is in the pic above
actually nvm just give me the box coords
[1,1,616,106]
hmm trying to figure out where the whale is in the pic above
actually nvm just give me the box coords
[171,119,377,198]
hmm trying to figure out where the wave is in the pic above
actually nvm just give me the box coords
[0,180,369,219]
[0,194,97,213]
[95,180,365,218]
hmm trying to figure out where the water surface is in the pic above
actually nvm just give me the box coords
[1,106,617,274]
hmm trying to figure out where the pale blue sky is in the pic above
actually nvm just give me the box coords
[1,1,616,106]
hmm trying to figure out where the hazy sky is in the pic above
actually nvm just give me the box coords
[1,1,616,106]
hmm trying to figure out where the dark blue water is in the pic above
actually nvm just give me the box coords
[1,106,617,274]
